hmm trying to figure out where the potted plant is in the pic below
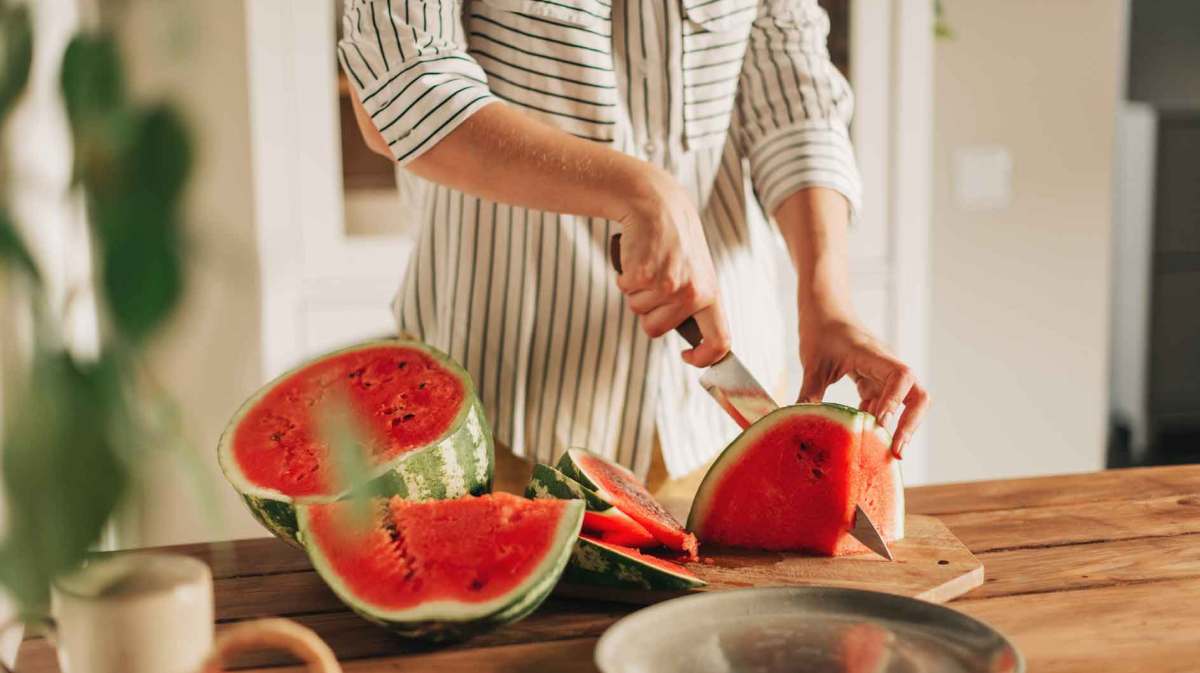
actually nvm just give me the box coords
[0,0,192,625]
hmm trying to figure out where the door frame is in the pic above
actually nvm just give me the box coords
[244,0,413,380]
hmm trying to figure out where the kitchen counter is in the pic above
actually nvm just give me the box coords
[17,465,1200,672]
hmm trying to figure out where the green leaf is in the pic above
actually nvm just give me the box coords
[97,204,184,343]
[0,207,40,282]
[0,352,128,615]
[128,104,192,208]
[60,34,124,133]
[0,3,32,122]
[86,105,192,342]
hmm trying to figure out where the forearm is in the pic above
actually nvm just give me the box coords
[351,93,659,222]
[773,187,855,324]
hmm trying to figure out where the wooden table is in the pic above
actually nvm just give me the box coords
[18,465,1200,672]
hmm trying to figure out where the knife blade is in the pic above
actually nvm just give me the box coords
[608,234,778,430]
[851,504,895,561]
[608,234,893,560]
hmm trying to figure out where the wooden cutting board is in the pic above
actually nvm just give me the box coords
[556,514,983,605]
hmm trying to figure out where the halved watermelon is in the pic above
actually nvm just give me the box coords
[525,464,657,547]
[557,448,698,559]
[687,403,904,556]
[563,535,706,591]
[298,493,584,640]
[217,339,493,545]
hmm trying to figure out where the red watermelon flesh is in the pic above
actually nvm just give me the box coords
[581,510,658,548]
[558,449,699,560]
[840,422,904,556]
[687,404,904,556]
[303,493,575,611]
[231,345,465,498]
[839,622,892,673]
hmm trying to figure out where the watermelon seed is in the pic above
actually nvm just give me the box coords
[418,382,427,390]
[468,577,486,591]
[397,361,408,370]
[811,468,824,479]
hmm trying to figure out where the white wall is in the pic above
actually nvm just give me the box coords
[928,0,1124,482]
[111,0,266,545]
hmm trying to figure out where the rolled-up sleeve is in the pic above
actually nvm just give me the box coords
[731,0,862,218]
[338,0,500,165]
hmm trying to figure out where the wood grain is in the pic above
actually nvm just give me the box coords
[17,467,1200,673]
[557,514,983,606]
[100,536,312,580]
[939,494,1200,552]
[17,599,627,672]
[971,532,1200,599]
[907,465,1200,515]
[237,637,603,673]
[956,577,1200,673]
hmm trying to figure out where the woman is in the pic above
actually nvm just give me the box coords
[338,0,928,494]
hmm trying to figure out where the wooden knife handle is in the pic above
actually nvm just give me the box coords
[609,234,704,348]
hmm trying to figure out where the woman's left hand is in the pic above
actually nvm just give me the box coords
[797,317,929,458]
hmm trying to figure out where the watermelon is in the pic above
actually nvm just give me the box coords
[218,339,493,545]
[563,535,706,592]
[557,448,699,558]
[687,403,904,556]
[298,493,584,641]
[525,464,657,547]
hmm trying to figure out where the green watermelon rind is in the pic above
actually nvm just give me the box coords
[555,447,638,498]
[525,463,613,511]
[686,403,904,538]
[525,463,657,546]
[217,339,494,547]
[562,537,706,592]
[296,499,585,641]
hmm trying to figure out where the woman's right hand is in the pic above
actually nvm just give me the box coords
[614,166,731,368]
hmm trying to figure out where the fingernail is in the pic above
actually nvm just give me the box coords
[880,411,894,427]
[893,439,907,459]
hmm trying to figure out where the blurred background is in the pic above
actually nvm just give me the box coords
[0,0,1196,549]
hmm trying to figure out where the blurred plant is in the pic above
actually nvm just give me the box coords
[934,0,953,39]
[0,1,192,620]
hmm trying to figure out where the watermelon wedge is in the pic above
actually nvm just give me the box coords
[687,403,904,556]
[563,535,706,591]
[557,448,699,559]
[298,493,584,641]
[525,464,657,547]
[218,339,493,545]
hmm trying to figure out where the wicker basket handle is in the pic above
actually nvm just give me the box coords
[199,618,341,673]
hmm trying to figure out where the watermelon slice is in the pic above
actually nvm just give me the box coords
[218,339,493,545]
[557,448,699,559]
[525,464,657,547]
[687,403,904,556]
[563,535,706,591]
[298,493,584,641]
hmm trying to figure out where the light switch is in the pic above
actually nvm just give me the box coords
[953,146,1013,211]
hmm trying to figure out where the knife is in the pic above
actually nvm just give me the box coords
[609,234,894,560]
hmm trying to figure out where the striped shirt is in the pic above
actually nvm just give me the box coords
[338,0,861,478]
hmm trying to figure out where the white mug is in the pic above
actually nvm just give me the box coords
[6,552,214,673]
[1,553,343,673]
